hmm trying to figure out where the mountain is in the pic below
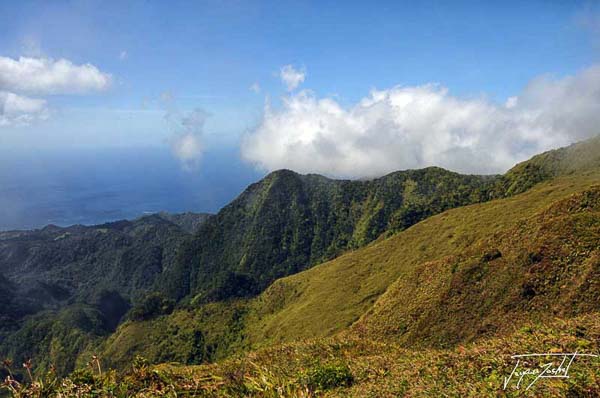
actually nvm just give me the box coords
[1,167,498,374]
[163,167,497,302]
[0,212,210,309]
[82,137,599,368]
[6,136,600,397]
[2,136,600,388]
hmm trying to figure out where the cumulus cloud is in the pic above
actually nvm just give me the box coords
[0,91,48,126]
[280,65,305,91]
[166,108,208,170]
[242,65,600,177]
[0,56,112,95]
[0,55,112,127]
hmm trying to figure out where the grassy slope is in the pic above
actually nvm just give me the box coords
[353,182,600,346]
[494,135,600,196]
[243,170,600,348]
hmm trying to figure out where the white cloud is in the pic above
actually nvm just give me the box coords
[0,56,112,95]
[0,91,48,126]
[280,65,305,91]
[504,96,518,109]
[171,133,203,169]
[242,65,600,177]
[0,55,111,126]
[167,108,208,170]
[250,82,261,93]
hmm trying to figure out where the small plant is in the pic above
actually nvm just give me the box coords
[301,362,354,392]
[90,354,102,377]
[22,359,33,383]
[1,358,60,398]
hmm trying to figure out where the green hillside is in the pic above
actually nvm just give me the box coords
[64,313,600,397]
[244,172,600,348]
[494,135,600,196]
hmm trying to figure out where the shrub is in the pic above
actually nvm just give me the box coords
[302,362,354,391]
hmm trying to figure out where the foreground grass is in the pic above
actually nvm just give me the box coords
[3,314,599,397]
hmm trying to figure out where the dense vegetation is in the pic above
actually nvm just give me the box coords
[0,212,210,375]
[162,167,501,303]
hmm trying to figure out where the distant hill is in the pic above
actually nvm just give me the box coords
[0,212,210,374]
[0,212,210,308]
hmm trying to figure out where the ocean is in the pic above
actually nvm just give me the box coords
[0,146,263,231]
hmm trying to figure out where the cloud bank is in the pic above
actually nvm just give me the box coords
[280,65,306,91]
[0,56,111,127]
[242,66,600,177]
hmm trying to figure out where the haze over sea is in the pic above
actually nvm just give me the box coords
[0,147,262,231]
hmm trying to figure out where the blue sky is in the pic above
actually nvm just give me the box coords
[1,0,599,176]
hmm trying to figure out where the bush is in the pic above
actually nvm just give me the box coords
[302,362,354,391]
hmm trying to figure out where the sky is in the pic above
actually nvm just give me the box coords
[1,0,600,179]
